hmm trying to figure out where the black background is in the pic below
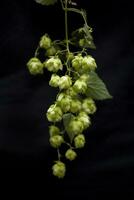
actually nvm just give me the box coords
[0,0,134,196]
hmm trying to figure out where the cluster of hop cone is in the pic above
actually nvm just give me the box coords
[27,34,97,178]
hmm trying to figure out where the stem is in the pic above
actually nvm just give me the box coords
[65,0,70,52]
[67,8,88,27]
[57,148,61,161]
[34,45,40,57]
[60,4,90,30]
[64,142,74,149]
[60,0,64,9]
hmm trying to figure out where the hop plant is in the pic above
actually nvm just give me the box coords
[77,111,91,130]
[52,161,66,178]
[44,57,63,72]
[67,118,84,136]
[57,93,71,113]
[73,78,88,94]
[70,98,82,113]
[82,55,97,71]
[49,135,64,148]
[74,134,86,149]
[46,104,63,122]
[45,46,57,56]
[72,55,83,71]
[27,57,43,75]
[49,74,60,87]
[82,98,97,114]
[39,34,52,49]
[49,125,60,137]
[59,75,72,90]
[27,0,112,178]
[65,149,77,161]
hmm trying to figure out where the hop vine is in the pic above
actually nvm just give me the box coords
[27,0,112,179]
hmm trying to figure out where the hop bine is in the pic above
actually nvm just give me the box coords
[27,0,112,178]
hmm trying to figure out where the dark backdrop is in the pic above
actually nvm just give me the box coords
[0,0,134,196]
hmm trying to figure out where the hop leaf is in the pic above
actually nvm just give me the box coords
[63,113,84,142]
[35,0,58,6]
[86,71,113,100]
[63,113,75,142]
[71,25,96,49]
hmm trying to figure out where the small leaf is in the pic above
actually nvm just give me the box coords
[83,24,93,40]
[71,25,96,49]
[86,71,113,100]
[83,25,96,49]
[83,37,96,49]
[35,0,58,6]
[63,113,75,142]
[71,28,84,39]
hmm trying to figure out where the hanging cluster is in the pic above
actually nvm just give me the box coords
[27,0,112,178]
[27,34,97,178]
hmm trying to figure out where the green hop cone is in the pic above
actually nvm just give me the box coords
[73,79,87,94]
[57,92,66,101]
[82,98,97,114]
[74,134,86,148]
[77,111,91,129]
[82,55,97,71]
[79,74,90,82]
[52,161,66,179]
[79,38,86,47]
[57,94,71,113]
[66,52,74,61]
[39,34,52,49]
[27,57,43,75]
[49,135,64,148]
[72,55,83,71]
[44,57,63,72]
[49,125,60,137]
[46,104,63,122]
[49,74,60,87]
[45,46,57,57]
[59,75,72,90]
[66,87,78,98]
[65,149,77,161]
[70,99,82,113]
[67,118,84,136]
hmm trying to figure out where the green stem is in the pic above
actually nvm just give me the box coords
[67,8,88,26]
[60,0,64,9]
[60,1,89,52]
[34,45,40,57]
[57,148,61,161]
[61,5,90,30]
[65,0,70,52]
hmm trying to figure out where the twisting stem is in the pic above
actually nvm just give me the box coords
[65,0,70,52]
[60,0,90,53]
[34,45,40,57]
[67,8,88,27]
[60,1,89,29]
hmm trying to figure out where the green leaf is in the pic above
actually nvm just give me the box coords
[83,24,93,40]
[35,0,58,6]
[83,25,96,49]
[86,71,113,100]
[63,113,75,142]
[83,37,96,49]
[71,25,96,49]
